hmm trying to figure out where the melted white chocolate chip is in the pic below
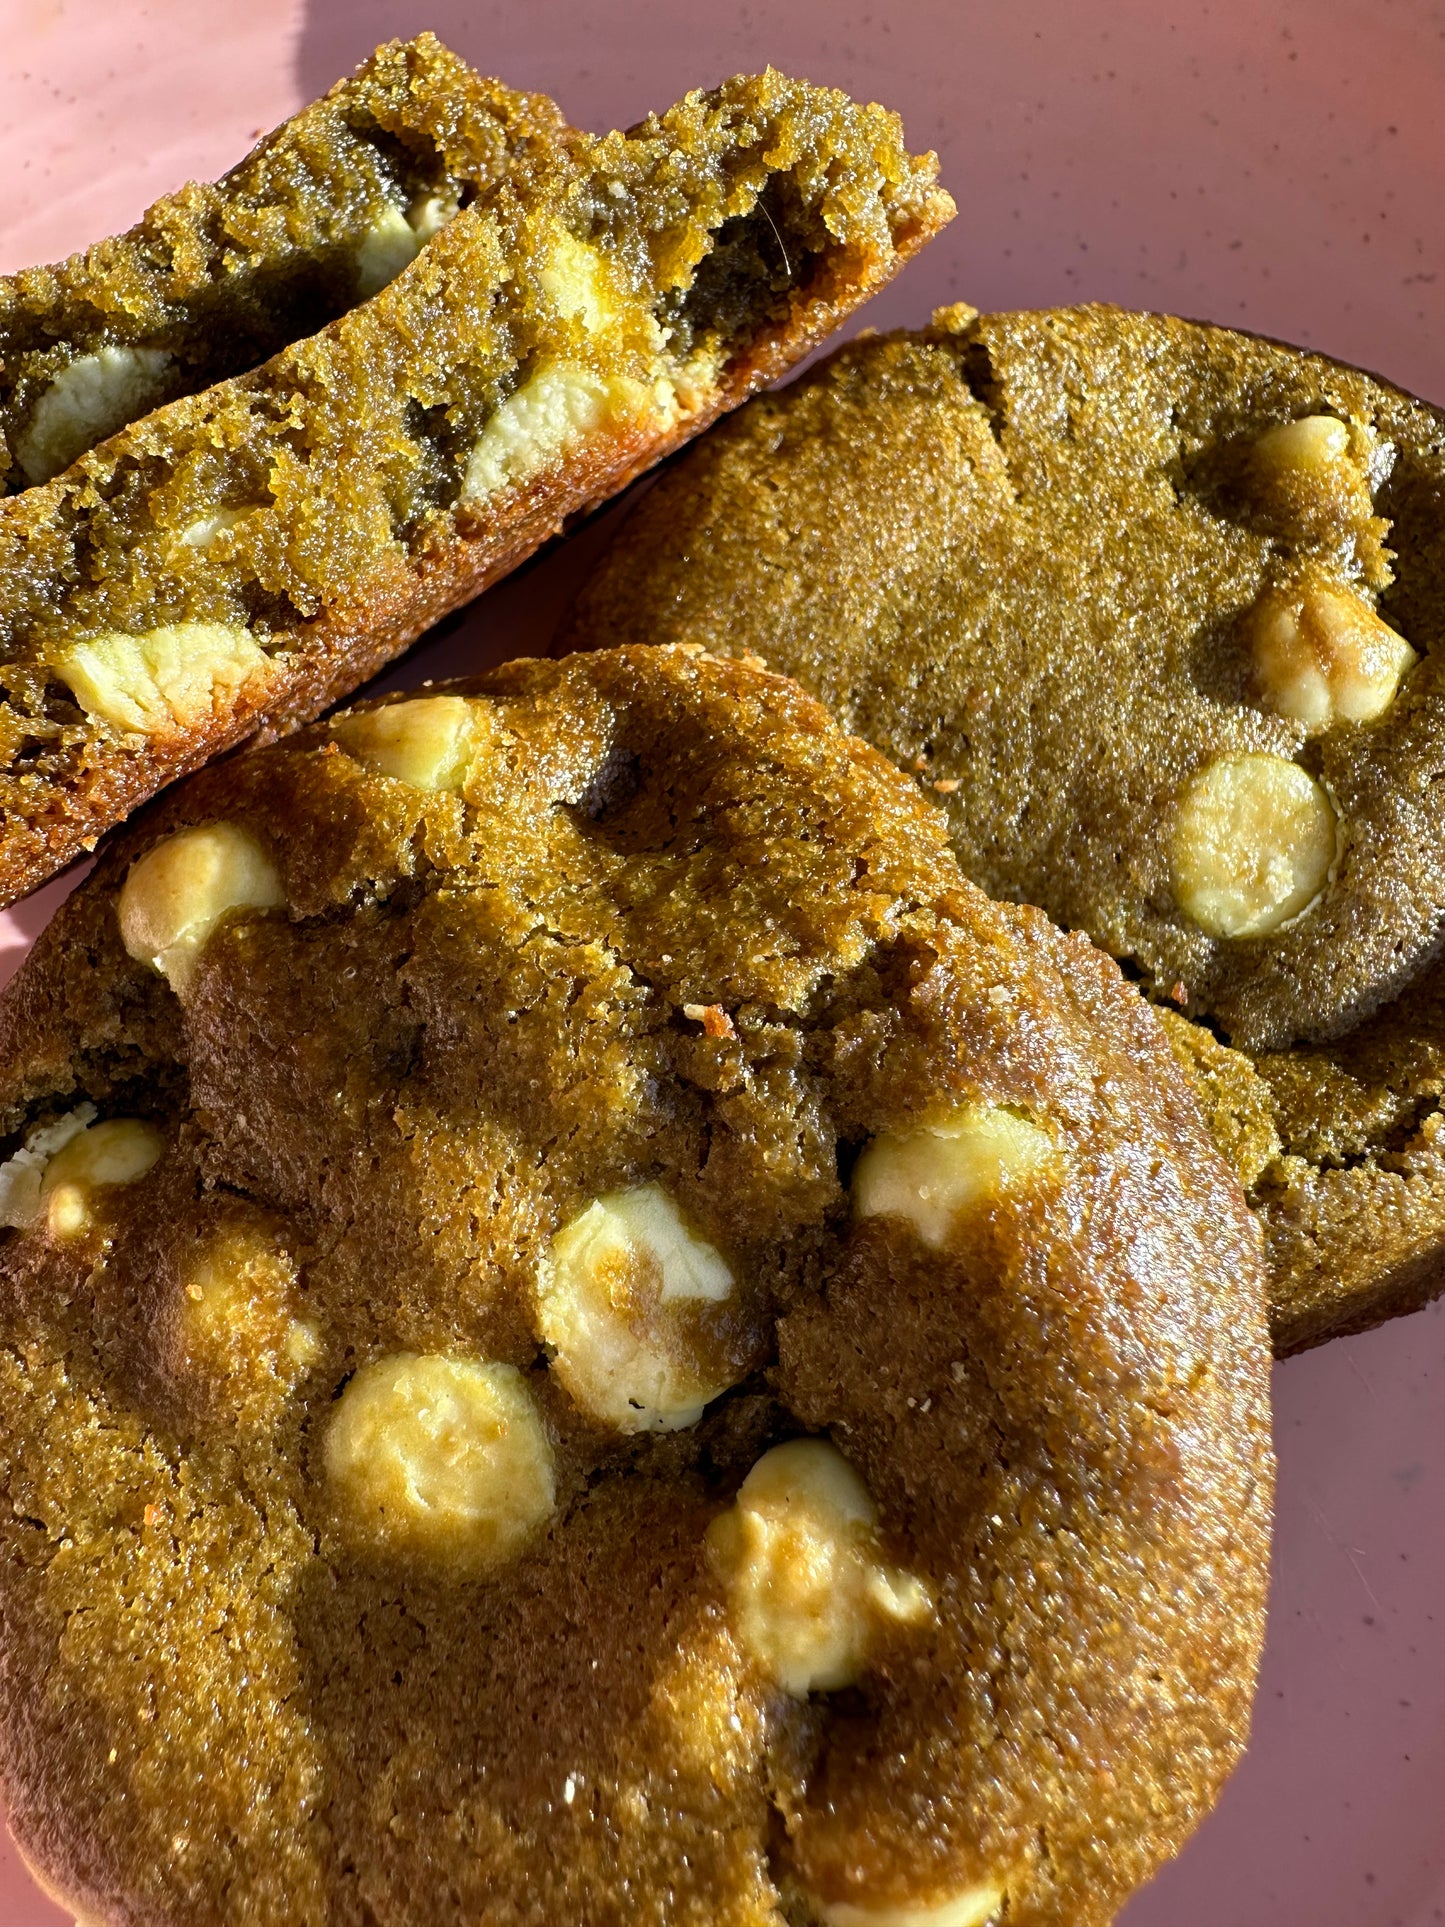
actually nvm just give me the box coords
[0,1105,97,1229]
[538,231,622,334]
[1171,753,1338,938]
[540,1183,739,1433]
[15,345,172,485]
[355,189,460,297]
[54,621,274,738]
[818,1882,1006,1927]
[852,1106,1054,1249]
[118,823,284,997]
[324,1354,555,1570]
[1249,577,1416,730]
[462,361,661,502]
[40,1118,163,1237]
[332,695,477,793]
[705,1438,932,1696]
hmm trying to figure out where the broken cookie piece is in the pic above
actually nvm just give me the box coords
[0,53,952,908]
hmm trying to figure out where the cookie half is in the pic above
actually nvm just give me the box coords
[0,648,1271,1926]
[561,307,1445,1352]
[0,34,573,493]
[0,66,953,908]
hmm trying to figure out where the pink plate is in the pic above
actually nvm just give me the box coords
[2,3,1443,1922]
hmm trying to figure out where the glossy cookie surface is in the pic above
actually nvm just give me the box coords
[0,648,1270,1926]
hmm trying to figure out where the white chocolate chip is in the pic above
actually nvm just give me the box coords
[15,345,172,485]
[54,622,274,737]
[705,1438,932,1696]
[332,695,476,793]
[178,507,247,549]
[540,1183,739,1433]
[852,1106,1054,1250]
[118,822,284,997]
[354,189,460,298]
[462,362,659,502]
[0,1103,97,1229]
[539,231,621,334]
[1171,753,1339,938]
[1250,578,1417,730]
[40,1118,163,1238]
[1251,413,1350,475]
[324,1354,555,1570]
[1245,413,1387,552]
[818,1882,1006,1927]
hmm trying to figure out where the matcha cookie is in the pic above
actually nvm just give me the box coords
[0,60,952,909]
[562,308,1445,1351]
[0,647,1270,1926]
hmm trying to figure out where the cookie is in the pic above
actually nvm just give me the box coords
[0,647,1271,1926]
[560,306,1445,1351]
[0,67,953,910]
[0,34,572,492]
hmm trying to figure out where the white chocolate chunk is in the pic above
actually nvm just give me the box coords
[852,1106,1054,1250]
[1172,753,1338,938]
[179,507,247,549]
[1250,579,1416,730]
[539,231,620,334]
[356,205,417,297]
[332,695,476,793]
[819,1882,1006,1927]
[1251,413,1350,475]
[540,1183,738,1433]
[354,189,459,297]
[407,191,458,245]
[118,822,284,997]
[462,361,657,501]
[0,1104,97,1229]
[15,345,172,485]
[324,1354,555,1570]
[54,622,274,737]
[40,1118,163,1237]
[705,1438,933,1696]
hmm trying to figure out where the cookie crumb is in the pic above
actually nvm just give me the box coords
[683,1002,736,1039]
[932,777,960,793]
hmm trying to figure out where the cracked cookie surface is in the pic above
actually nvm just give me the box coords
[0,646,1270,1926]
[561,308,1445,1351]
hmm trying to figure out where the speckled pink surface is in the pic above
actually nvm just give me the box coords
[1,5,1443,1924]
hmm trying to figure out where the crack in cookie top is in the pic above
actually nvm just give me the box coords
[0,647,1271,1927]
[561,308,1445,1055]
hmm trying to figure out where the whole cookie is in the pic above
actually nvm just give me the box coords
[0,647,1271,1927]
[561,308,1445,1351]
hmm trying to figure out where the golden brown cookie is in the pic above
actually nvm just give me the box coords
[560,307,1445,1351]
[0,648,1270,1926]
[0,64,952,909]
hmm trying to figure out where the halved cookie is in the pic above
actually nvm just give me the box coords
[560,306,1445,1351]
[0,65,953,907]
[0,648,1270,1927]
[0,34,573,492]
